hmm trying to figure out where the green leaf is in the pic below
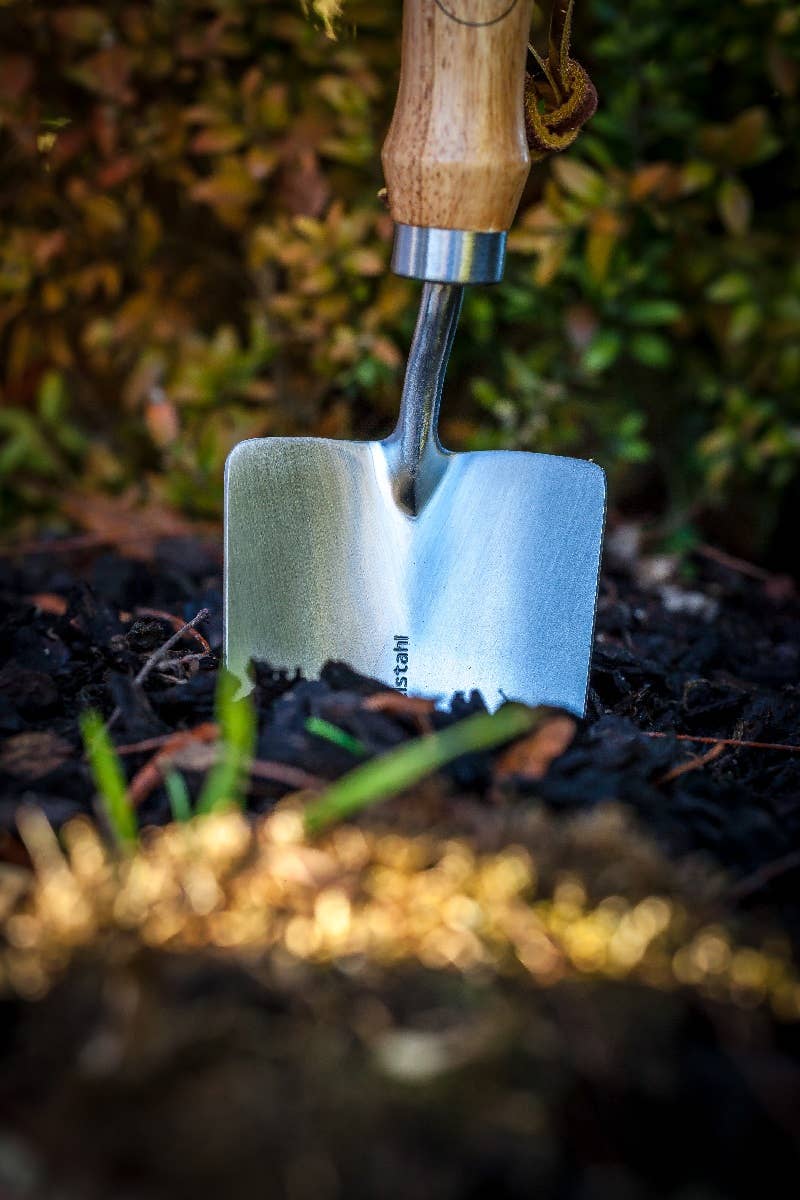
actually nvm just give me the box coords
[37,370,67,422]
[680,160,715,194]
[706,273,751,303]
[728,303,761,344]
[620,438,653,463]
[661,525,701,555]
[616,412,652,462]
[304,704,540,836]
[582,329,622,373]
[165,771,193,823]
[618,412,645,438]
[80,710,137,849]
[305,716,367,757]
[626,299,683,325]
[630,331,673,368]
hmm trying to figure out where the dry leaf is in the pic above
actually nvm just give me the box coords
[60,491,217,560]
[275,147,330,218]
[628,162,675,202]
[494,713,577,783]
[717,177,752,237]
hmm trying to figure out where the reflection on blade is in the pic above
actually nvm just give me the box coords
[224,435,605,714]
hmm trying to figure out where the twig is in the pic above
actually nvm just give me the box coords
[172,652,208,668]
[105,608,210,734]
[0,533,109,557]
[128,722,220,806]
[249,760,325,792]
[133,606,211,654]
[643,731,800,753]
[132,608,210,686]
[656,741,725,786]
[129,747,323,809]
[115,731,217,756]
[728,850,800,903]
[695,541,775,583]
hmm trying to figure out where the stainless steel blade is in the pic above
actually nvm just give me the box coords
[225,283,605,714]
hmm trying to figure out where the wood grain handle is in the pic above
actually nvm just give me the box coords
[382,0,534,233]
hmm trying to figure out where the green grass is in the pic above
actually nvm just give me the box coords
[196,670,257,815]
[165,770,193,823]
[305,716,367,757]
[303,703,538,836]
[81,670,256,841]
[81,675,538,847]
[80,710,138,849]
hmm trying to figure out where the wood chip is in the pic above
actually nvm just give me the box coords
[28,592,68,615]
[362,691,437,732]
[494,714,577,783]
[362,692,436,716]
[0,732,73,780]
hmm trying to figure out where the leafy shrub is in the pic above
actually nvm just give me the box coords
[1,0,798,557]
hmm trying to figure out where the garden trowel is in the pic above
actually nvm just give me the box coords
[225,0,605,714]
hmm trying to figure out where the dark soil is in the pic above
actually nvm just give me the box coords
[1,949,799,1200]
[1,535,798,932]
[1,534,799,1200]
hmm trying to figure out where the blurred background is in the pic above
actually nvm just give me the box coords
[1,0,799,570]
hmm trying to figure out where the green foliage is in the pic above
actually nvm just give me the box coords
[80,710,138,849]
[0,0,401,528]
[1,0,799,552]
[79,674,256,840]
[303,703,538,836]
[305,715,367,757]
[164,770,193,824]
[492,0,800,550]
[196,669,257,815]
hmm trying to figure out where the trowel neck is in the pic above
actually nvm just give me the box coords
[386,281,464,515]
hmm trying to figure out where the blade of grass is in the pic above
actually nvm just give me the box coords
[305,716,367,757]
[303,703,539,836]
[80,709,137,849]
[165,770,193,823]
[196,668,256,815]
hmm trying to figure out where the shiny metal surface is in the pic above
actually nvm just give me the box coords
[384,281,464,514]
[391,223,507,283]
[225,281,605,715]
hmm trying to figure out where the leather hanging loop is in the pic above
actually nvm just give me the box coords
[525,0,598,162]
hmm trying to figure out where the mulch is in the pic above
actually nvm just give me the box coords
[1,533,798,935]
[1,533,800,1200]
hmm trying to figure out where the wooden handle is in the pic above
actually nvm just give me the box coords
[382,0,534,233]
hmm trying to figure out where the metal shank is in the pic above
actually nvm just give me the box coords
[383,280,464,515]
[391,224,506,284]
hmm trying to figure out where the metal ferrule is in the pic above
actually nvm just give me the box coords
[391,224,507,285]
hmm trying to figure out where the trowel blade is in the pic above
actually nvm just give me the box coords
[224,435,605,714]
